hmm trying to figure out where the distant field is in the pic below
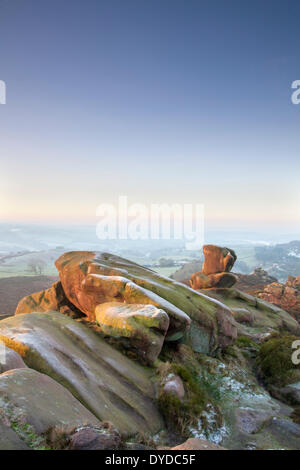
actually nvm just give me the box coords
[153,266,179,278]
[231,245,258,267]
[0,248,64,279]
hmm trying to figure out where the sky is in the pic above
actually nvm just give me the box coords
[0,0,300,233]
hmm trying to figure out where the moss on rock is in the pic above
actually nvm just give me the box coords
[257,334,300,387]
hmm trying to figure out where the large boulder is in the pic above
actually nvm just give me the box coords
[202,245,237,275]
[190,245,237,290]
[190,272,237,289]
[15,281,83,319]
[55,252,191,339]
[55,251,237,352]
[258,279,300,323]
[0,368,100,437]
[95,302,169,364]
[235,268,278,295]
[204,288,300,337]
[0,312,163,436]
[0,344,27,373]
[0,419,29,450]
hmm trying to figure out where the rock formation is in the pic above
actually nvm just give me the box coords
[95,302,169,364]
[16,251,238,360]
[15,281,83,319]
[190,245,237,289]
[0,312,164,436]
[258,275,300,323]
[234,267,278,295]
[3,249,300,450]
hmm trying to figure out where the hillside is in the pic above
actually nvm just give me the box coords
[0,275,58,318]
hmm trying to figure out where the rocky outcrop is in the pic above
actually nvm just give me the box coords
[202,288,300,337]
[202,245,237,275]
[258,276,300,323]
[0,344,27,373]
[0,368,100,437]
[54,251,237,353]
[190,245,237,290]
[55,251,191,337]
[0,312,163,436]
[2,249,300,449]
[190,272,237,289]
[0,419,29,450]
[235,268,278,295]
[95,302,169,364]
[15,281,83,319]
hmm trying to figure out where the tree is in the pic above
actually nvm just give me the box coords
[27,258,47,275]
[159,258,175,267]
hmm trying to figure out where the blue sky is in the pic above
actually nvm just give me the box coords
[0,0,300,231]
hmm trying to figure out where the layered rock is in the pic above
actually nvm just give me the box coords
[0,368,100,437]
[55,251,237,353]
[0,312,163,436]
[15,281,83,319]
[258,276,300,323]
[0,420,29,450]
[95,302,169,364]
[190,245,237,290]
[0,344,27,373]
[235,268,278,295]
[202,245,237,275]
[203,287,300,336]
[55,251,191,339]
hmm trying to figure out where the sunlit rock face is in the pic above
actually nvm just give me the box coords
[0,312,164,436]
[55,251,237,353]
[95,302,169,364]
[0,368,100,435]
[190,245,237,290]
[15,281,83,319]
[258,275,300,323]
[202,245,237,275]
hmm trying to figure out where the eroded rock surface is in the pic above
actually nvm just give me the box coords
[0,312,163,436]
[54,251,237,352]
[0,419,29,450]
[190,245,237,290]
[258,276,300,323]
[0,344,27,373]
[203,288,300,337]
[95,302,169,364]
[0,368,100,436]
[15,281,83,319]
[202,245,237,275]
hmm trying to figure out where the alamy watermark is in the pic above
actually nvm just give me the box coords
[0,340,6,366]
[96,196,204,250]
[292,340,300,365]
[0,80,6,104]
[291,80,300,105]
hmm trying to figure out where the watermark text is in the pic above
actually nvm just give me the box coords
[0,80,6,104]
[96,196,204,250]
[291,80,300,105]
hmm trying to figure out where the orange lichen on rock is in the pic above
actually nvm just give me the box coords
[0,335,29,358]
